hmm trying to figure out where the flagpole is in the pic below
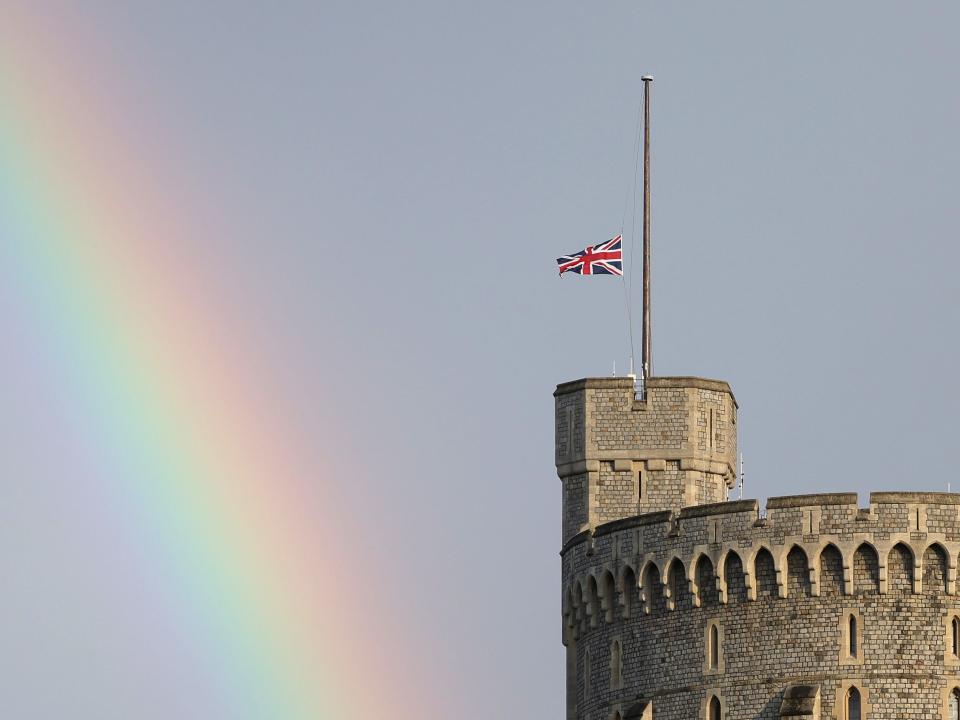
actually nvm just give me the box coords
[641,75,653,382]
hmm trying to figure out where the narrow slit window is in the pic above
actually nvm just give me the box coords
[610,640,622,689]
[709,624,719,669]
[953,616,959,657]
[950,688,960,720]
[848,614,858,657]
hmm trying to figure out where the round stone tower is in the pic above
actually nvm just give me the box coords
[556,376,960,720]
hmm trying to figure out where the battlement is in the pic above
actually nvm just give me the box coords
[556,376,738,542]
[562,491,960,622]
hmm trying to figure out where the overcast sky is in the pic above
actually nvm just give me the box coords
[2,2,959,718]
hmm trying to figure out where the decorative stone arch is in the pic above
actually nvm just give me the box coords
[585,574,601,628]
[694,552,720,607]
[887,542,916,595]
[638,559,662,616]
[618,563,639,619]
[782,543,811,598]
[719,549,747,604]
[687,551,709,608]
[852,541,880,595]
[598,568,617,623]
[923,541,951,595]
[569,579,586,639]
[872,533,920,594]
[663,556,688,611]
[752,546,778,601]
[815,542,846,597]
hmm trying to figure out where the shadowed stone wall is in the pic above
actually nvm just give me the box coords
[561,492,960,720]
[555,377,960,719]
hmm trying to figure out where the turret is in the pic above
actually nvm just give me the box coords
[554,376,737,544]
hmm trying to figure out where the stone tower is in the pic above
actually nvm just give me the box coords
[555,376,737,545]
[555,374,960,720]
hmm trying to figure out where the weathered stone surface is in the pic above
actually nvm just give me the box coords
[556,376,960,720]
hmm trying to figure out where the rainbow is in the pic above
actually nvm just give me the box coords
[0,8,436,718]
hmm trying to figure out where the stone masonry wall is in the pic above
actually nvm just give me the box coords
[561,492,960,720]
[556,377,739,545]
[564,472,589,542]
[592,385,687,454]
[597,462,638,526]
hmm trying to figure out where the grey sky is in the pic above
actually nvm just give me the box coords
[2,2,959,718]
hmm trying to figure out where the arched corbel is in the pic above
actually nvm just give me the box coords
[809,551,821,597]
[912,544,923,595]
[688,555,702,608]
[947,549,957,596]
[586,576,600,627]
[716,552,729,605]
[597,570,616,623]
[744,551,757,602]
[638,560,655,616]
[843,551,854,596]
[570,585,584,639]
[877,548,888,595]
[662,575,674,612]
[774,549,788,599]
[806,548,818,596]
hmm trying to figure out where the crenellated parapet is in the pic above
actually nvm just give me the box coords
[562,491,960,637]
[556,376,960,720]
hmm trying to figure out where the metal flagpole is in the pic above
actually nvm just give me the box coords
[641,76,653,383]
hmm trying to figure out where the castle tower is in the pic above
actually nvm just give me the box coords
[555,373,960,720]
[555,376,737,545]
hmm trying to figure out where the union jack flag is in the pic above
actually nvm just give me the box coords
[556,235,623,276]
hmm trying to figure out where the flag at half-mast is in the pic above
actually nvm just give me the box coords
[556,235,623,276]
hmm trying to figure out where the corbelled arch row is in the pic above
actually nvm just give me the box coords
[562,533,960,632]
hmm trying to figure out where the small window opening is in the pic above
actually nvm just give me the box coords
[953,616,959,657]
[950,688,960,720]
[848,614,858,657]
[610,640,622,689]
[709,624,719,670]
[708,695,721,720]
[845,687,861,720]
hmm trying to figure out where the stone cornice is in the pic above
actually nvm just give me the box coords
[554,376,736,406]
